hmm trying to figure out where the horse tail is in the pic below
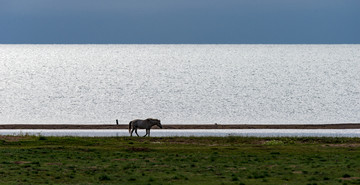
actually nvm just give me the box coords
[128,121,133,133]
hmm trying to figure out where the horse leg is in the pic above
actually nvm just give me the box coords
[148,129,151,137]
[143,129,149,137]
[135,128,140,137]
[130,128,135,137]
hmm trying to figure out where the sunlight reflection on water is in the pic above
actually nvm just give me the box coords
[1,129,360,137]
[1,45,360,124]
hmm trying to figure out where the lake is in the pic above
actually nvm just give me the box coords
[1,45,359,124]
[1,129,360,137]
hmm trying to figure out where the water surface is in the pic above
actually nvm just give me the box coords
[1,129,359,137]
[1,45,359,124]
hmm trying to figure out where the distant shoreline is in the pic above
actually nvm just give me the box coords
[1,123,360,129]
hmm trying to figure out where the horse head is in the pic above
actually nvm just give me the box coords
[147,118,162,129]
[156,119,162,129]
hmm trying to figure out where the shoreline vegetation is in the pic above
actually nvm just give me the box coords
[0,123,360,129]
[0,136,359,184]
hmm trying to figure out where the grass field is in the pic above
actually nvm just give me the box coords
[0,136,359,184]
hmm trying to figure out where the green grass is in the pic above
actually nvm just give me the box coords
[0,136,360,184]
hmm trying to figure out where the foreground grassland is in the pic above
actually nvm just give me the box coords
[0,136,359,185]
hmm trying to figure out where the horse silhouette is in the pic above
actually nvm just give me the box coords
[129,118,162,137]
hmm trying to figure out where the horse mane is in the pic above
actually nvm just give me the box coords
[146,118,159,122]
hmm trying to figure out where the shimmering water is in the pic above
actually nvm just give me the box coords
[1,129,360,137]
[1,45,360,124]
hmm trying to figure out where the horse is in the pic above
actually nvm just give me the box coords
[128,118,162,137]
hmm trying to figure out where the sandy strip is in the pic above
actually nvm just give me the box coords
[0,124,360,129]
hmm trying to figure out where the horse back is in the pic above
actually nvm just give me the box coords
[133,119,151,129]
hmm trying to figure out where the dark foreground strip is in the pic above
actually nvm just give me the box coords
[0,123,360,129]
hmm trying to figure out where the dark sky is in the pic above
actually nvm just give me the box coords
[1,0,359,44]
